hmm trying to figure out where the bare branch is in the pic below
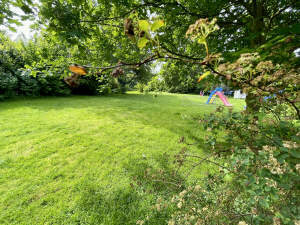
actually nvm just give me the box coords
[184,154,237,174]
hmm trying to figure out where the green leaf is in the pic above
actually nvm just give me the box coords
[203,71,211,77]
[224,174,233,182]
[290,150,300,159]
[137,37,149,49]
[151,20,165,32]
[197,37,206,45]
[138,20,150,32]
[7,26,17,32]
[7,19,22,26]
[112,30,118,37]
[259,199,269,209]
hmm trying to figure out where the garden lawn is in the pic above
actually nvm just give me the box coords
[0,92,245,225]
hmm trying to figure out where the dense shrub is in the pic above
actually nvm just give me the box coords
[0,66,125,98]
[145,76,166,92]
[0,48,25,73]
[17,70,41,96]
[69,75,99,95]
[0,71,18,97]
[37,72,71,96]
[0,32,131,98]
[135,82,146,93]
[0,34,23,98]
[97,73,125,95]
[0,67,72,98]
[196,108,299,224]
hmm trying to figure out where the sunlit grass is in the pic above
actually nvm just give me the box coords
[0,92,245,224]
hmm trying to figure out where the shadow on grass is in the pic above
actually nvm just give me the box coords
[71,184,150,224]
[125,152,186,194]
[70,153,186,225]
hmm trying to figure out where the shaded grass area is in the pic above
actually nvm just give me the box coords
[0,92,245,224]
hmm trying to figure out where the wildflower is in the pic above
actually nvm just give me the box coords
[296,164,300,173]
[177,201,183,209]
[265,153,286,175]
[196,219,203,225]
[194,185,201,192]
[238,222,248,225]
[265,178,277,188]
[157,197,162,203]
[251,208,258,215]
[283,141,299,149]
[168,220,175,225]
[156,203,161,211]
[190,215,195,221]
[171,196,176,203]
[256,61,274,72]
[179,190,187,197]
[273,217,281,225]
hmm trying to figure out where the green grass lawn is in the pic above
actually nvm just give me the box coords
[0,92,245,225]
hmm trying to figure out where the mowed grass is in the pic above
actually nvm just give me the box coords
[0,92,245,225]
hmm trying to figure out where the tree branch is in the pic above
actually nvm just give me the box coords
[79,54,162,74]
[267,2,296,31]
[160,44,204,61]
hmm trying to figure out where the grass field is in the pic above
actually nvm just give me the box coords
[0,92,245,225]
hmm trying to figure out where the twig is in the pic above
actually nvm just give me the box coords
[184,154,237,174]
[160,44,203,60]
[152,179,182,188]
[185,153,215,177]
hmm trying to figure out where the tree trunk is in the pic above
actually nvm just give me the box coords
[250,0,265,47]
[245,1,266,112]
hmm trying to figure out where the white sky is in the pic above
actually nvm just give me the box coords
[0,6,36,41]
[4,20,34,40]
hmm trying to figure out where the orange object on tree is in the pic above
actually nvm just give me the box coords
[197,71,211,82]
[69,64,87,75]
